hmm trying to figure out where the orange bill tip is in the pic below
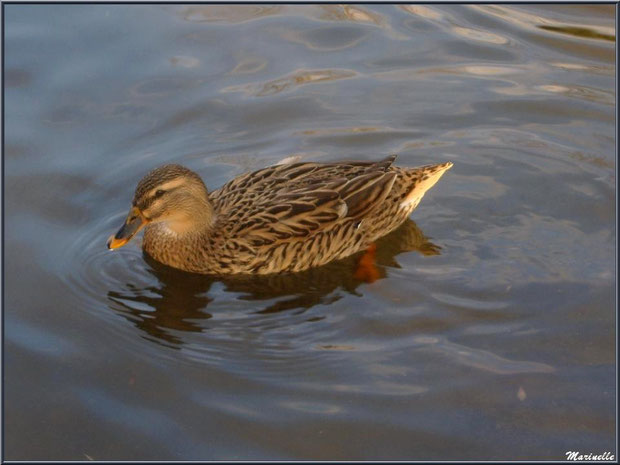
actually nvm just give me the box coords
[107,234,129,250]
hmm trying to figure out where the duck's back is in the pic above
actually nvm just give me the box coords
[210,156,397,212]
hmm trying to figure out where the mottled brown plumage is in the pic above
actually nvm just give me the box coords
[107,155,452,275]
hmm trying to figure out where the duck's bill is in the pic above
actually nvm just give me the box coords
[107,207,147,250]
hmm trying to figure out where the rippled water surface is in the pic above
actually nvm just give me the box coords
[3,4,616,460]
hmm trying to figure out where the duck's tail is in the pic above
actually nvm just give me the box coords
[400,162,453,209]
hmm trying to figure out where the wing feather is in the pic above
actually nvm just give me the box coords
[219,156,399,245]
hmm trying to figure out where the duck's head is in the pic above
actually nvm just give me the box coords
[107,164,213,250]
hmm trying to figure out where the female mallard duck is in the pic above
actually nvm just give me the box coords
[107,155,452,275]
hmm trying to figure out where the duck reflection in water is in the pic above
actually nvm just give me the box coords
[107,219,440,347]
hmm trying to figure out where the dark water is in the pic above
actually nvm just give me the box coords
[3,4,616,460]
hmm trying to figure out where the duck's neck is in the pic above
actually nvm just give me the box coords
[142,200,219,272]
[163,198,215,236]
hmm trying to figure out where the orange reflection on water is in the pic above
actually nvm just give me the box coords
[223,69,357,97]
[471,5,615,42]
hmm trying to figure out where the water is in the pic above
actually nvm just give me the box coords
[3,4,615,460]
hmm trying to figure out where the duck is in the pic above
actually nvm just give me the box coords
[107,155,452,275]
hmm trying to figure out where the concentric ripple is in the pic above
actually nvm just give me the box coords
[58,208,446,377]
[59,213,344,374]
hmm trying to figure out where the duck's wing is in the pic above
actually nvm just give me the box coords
[225,160,397,246]
[211,155,397,207]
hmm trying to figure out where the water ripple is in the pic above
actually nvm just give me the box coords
[419,337,555,374]
[59,205,443,376]
[223,68,358,97]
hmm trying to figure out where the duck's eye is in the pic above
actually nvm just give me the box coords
[154,189,165,198]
